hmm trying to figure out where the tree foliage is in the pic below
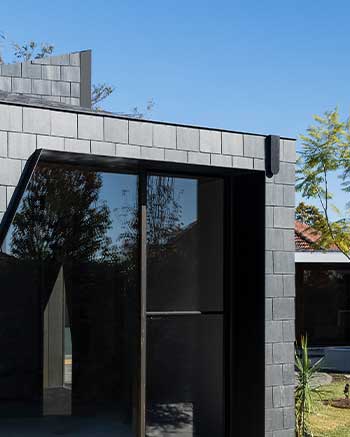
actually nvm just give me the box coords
[10,166,113,262]
[0,35,154,113]
[12,41,54,61]
[297,108,350,259]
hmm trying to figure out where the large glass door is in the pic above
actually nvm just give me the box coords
[0,163,140,436]
[0,161,226,437]
[145,175,225,437]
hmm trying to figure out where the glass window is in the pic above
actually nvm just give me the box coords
[147,175,224,312]
[146,175,225,437]
[0,163,139,436]
[297,264,350,346]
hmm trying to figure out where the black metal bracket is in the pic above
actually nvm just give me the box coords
[265,135,280,177]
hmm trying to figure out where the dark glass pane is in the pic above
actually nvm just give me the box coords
[0,163,139,435]
[146,315,224,436]
[147,176,224,312]
[296,264,350,346]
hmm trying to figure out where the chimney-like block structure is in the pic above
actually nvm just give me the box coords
[0,50,91,108]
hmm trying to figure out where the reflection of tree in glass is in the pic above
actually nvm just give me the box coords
[10,166,112,262]
[119,176,184,258]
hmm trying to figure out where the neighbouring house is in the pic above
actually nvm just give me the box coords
[0,50,296,436]
[295,220,350,372]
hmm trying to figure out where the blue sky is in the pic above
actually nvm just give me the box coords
[1,0,350,212]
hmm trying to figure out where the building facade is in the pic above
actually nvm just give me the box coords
[0,51,296,436]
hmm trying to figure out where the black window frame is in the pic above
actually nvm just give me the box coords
[0,148,266,437]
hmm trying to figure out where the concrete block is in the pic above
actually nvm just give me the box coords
[266,275,283,297]
[273,252,295,274]
[6,186,15,207]
[50,54,70,65]
[282,364,295,385]
[265,408,284,431]
[71,82,80,98]
[116,144,141,159]
[266,343,273,364]
[266,228,284,251]
[31,56,51,65]
[211,154,232,167]
[22,62,42,79]
[37,135,64,151]
[1,63,21,77]
[51,111,77,138]
[274,207,294,229]
[91,141,115,156]
[32,79,51,95]
[104,117,128,143]
[265,365,283,387]
[42,65,60,81]
[283,407,295,430]
[283,320,295,342]
[266,298,273,321]
[273,385,294,408]
[266,251,273,273]
[23,107,51,134]
[153,124,176,149]
[64,138,90,153]
[60,97,71,104]
[61,66,80,82]
[44,96,61,103]
[283,229,295,251]
[273,343,294,364]
[283,185,295,207]
[273,429,295,437]
[78,114,103,140]
[0,131,7,157]
[200,129,221,153]
[8,132,36,159]
[266,184,284,206]
[70,97,80,106]
[177,127,200,151]
[188,152,210,165]
[273,298,294,321]
[244,134,265,158]
[254,158,265,170]
[232,156,253,169]
[70,52,80,66]
[282,139,296,163]
[129,121,152,146]
[52,81,70,97]
[283,275,295,297]
[164,149,187,163]
[12,77,31,93]
[0,76,12,92]
[141,146,165,160]
[275,162,295,185]
[266,321,283,343]
[0,158,22,185]
[0,186,6,211]
[222,132,243,155]
[266,387,273,408]
[266,207,274,227]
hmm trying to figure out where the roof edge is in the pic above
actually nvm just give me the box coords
[0,95,296,141]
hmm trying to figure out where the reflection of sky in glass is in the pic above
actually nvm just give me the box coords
[99,174,198,243]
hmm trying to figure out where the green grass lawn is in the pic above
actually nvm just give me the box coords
[309,375,350,436]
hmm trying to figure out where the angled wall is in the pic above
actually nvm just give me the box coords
[0,50,91,107]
